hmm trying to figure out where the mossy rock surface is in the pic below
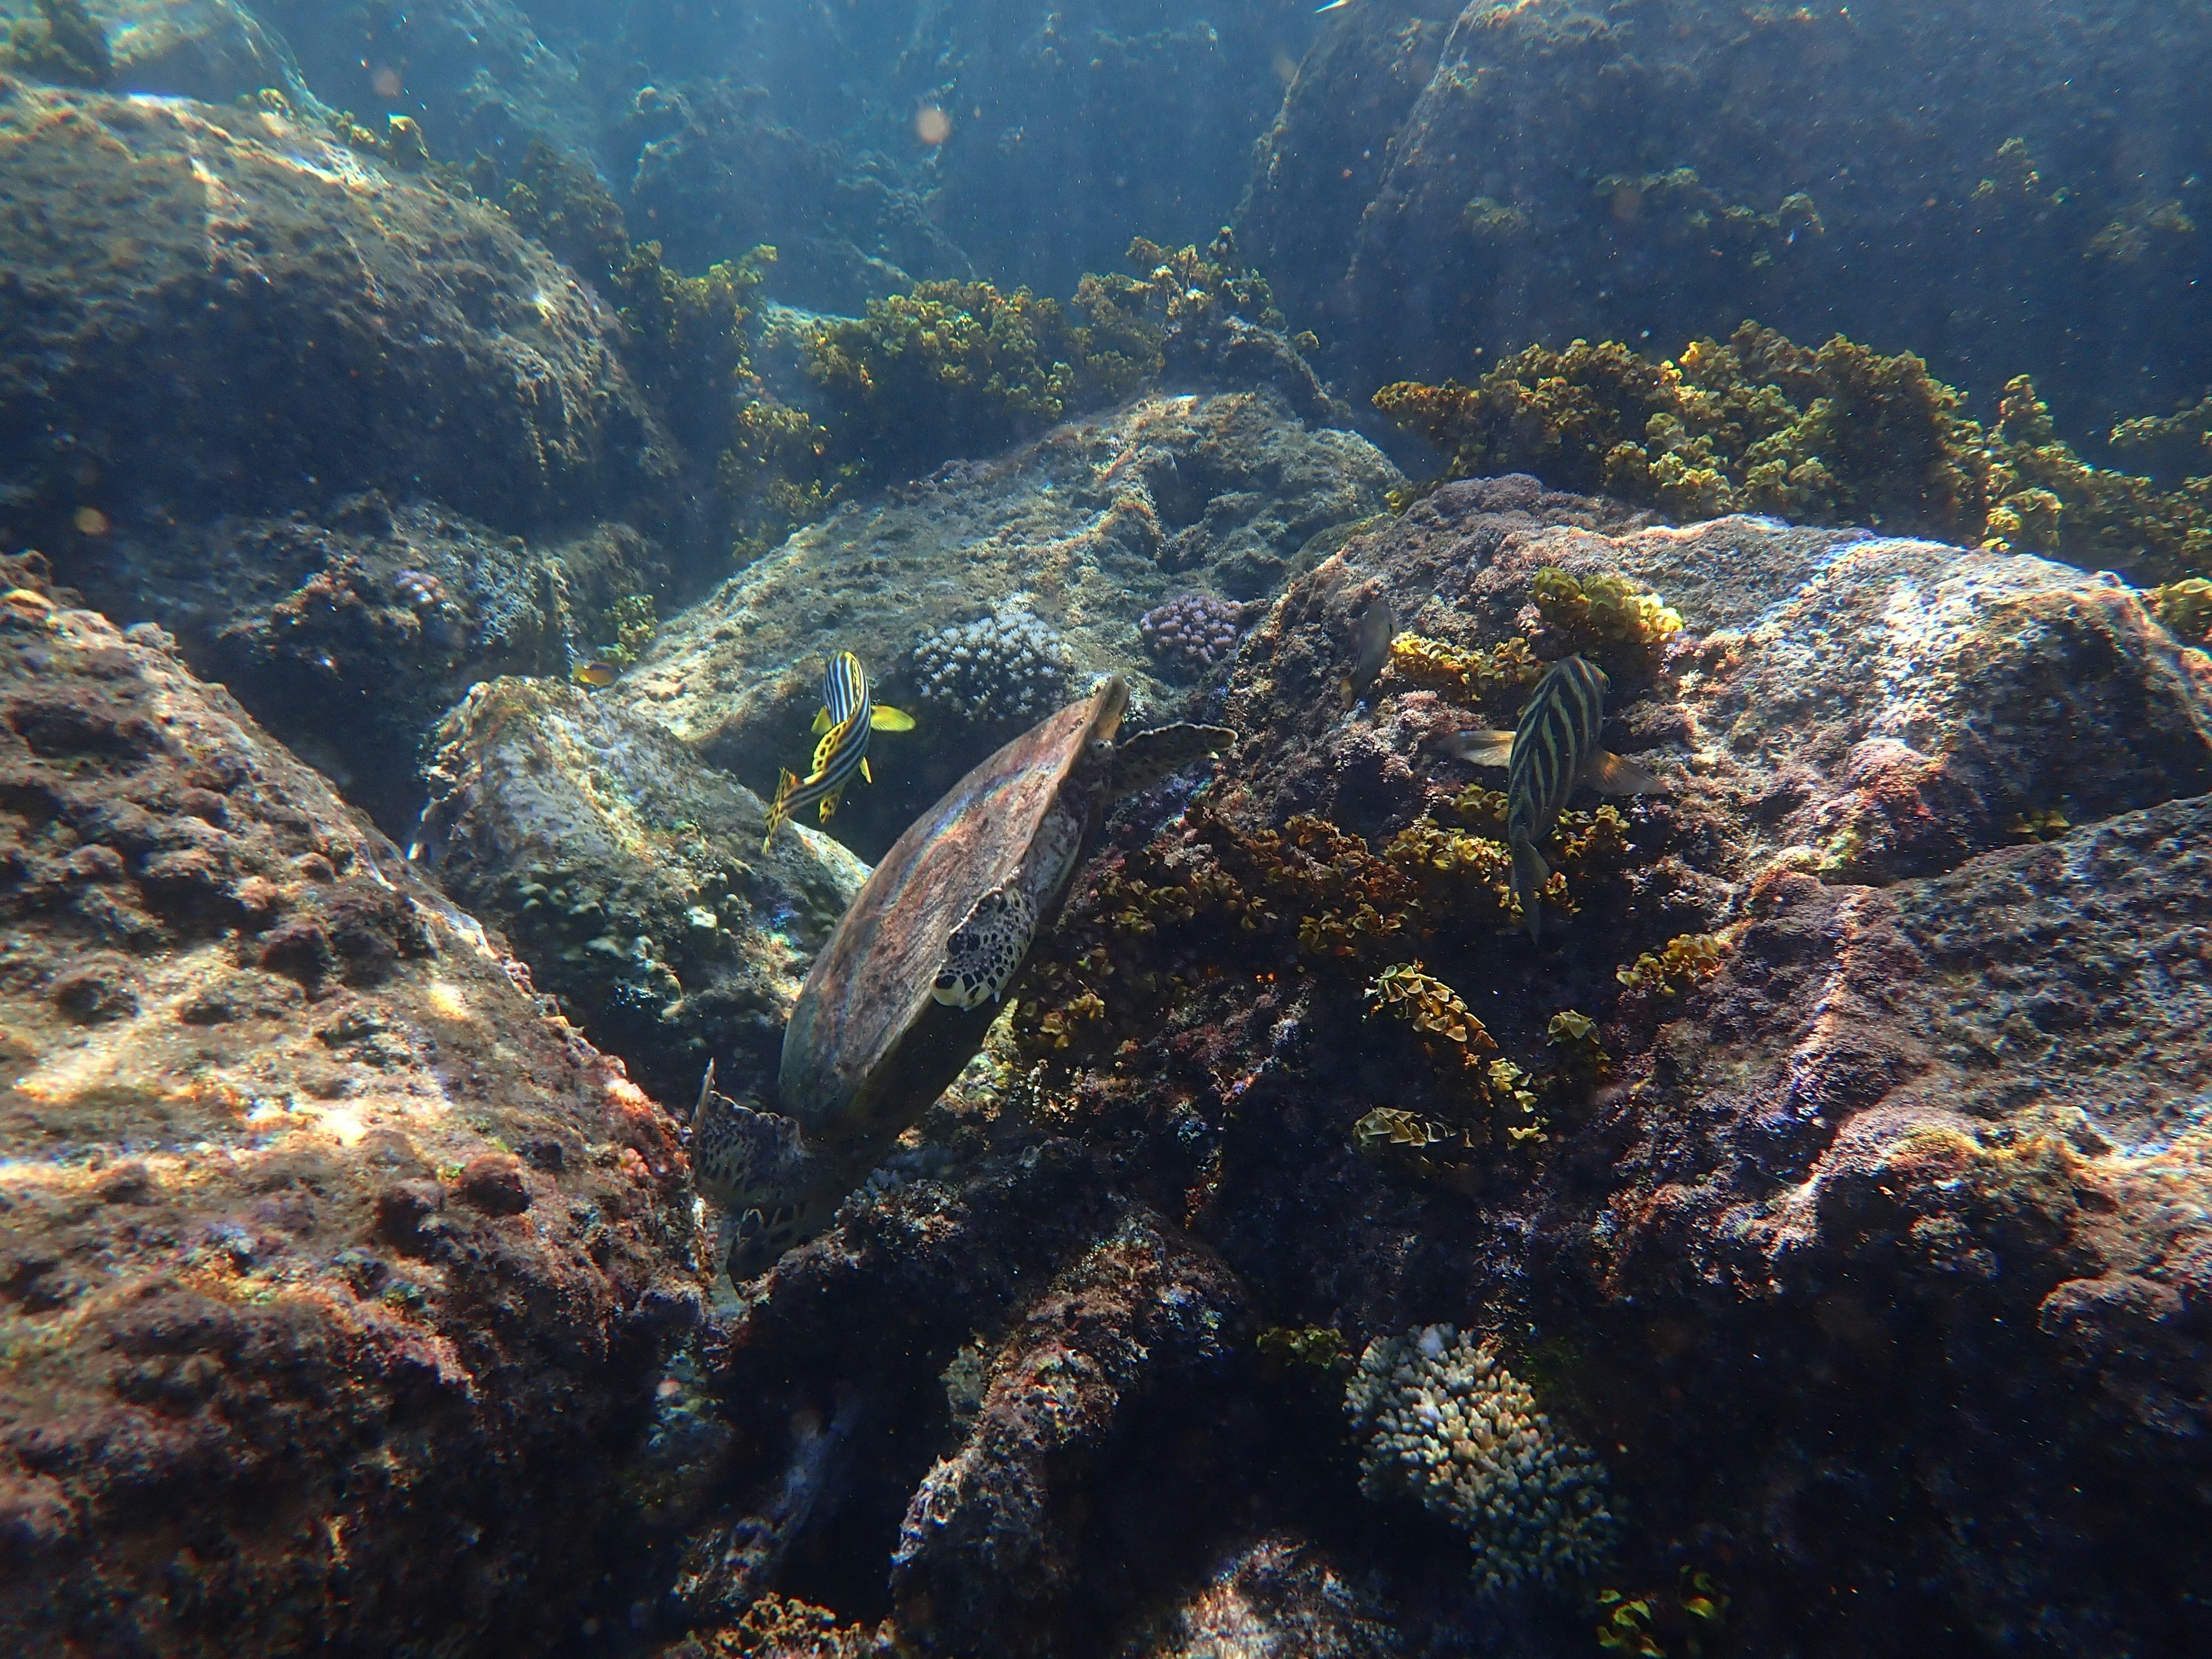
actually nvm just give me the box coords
[618,387,1403,861]
[419,675,868,1106]
[0,599,698,1657]
[0,84,669,540]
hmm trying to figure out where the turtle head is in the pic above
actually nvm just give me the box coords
[932,881,1039,1009]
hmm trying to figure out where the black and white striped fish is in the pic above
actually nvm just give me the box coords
[762,652,914,851]
[1446,654,1665,942]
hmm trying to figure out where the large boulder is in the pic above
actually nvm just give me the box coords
[0,83,670,543]
[0,588,700,1656]
[618,387,1403,859]
[64,493,669,838]
[1242,0,2212,434]
[417,676,868,1106]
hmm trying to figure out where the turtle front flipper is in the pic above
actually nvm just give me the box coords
[931,882,1038,1009]
[692,1075,836,1277]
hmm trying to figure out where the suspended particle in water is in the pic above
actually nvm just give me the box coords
[915,104,953,146]
[372,66,403,99]
[73,506,108,536]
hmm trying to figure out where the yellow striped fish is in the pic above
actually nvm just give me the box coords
[761,652,914,851]
[1446,654,1665,942]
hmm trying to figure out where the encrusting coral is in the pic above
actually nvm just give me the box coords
[1377,323,2212,582]
[908,602,1080,724]
[1346,1325,1616,1597]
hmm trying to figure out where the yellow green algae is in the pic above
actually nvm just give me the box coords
[1376,323,2212,582]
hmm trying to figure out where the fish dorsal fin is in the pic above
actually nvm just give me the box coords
[870,706,915,732]
[812,706,834,736]
[1111,724,1237,798]
[1584,749,1669,796]
[1445,729,1516,767]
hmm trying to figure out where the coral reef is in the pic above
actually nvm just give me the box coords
[62,495,664,835]
[1346,1325,1615,1596]
[0,84,669,546]
[1139,593,1246,677]
[615,389,1400,859]
[0,592,697,1655]
[1245,0,2212,438]
[415,676,866,1106]
[910,603,1080,726]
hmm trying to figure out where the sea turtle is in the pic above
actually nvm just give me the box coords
[695,675,1232,1278]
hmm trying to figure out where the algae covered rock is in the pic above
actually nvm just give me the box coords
[67,494,669,835]
[1248,0,2212,433]
[0,594,699,1655]
[619,388,1402,858]
[418,675,868,1105]
[0,82,669,541]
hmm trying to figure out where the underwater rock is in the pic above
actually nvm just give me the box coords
[1249,0,2212,433]
[256,0,594,166]
[66,495,666,836]
[93,0,310,103]
[0,593,698,1655]
[0,82,670,542]
[620,388,1401,858]
[418,675,867,1107]
[1115,1535,1406,1659]
[1230,478,2212,886]
[889,1207,1251,1654]
[622,82,975,315]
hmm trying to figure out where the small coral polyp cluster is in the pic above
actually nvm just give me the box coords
[1377,323,2212,582]
[1346,1325,1616,1597]
[1139,593,1244,675]
[909,603,1079,724]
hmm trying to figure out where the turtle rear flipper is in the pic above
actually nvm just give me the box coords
[933,882,1037,1008]
[692,1076,811,1211]
[1110,723,1236,797]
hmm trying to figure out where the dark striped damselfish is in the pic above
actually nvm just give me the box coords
[1448,653,1663,943]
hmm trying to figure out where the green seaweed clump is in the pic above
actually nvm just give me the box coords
[1529,567,1683,681]
[1367,962,1544,1143]
[1376,323,2212,582]
[596,594,657,669]
[2148,576,2212,645]
[1387,631,1543,705]
[1595,1569,1730,1657]
[1256,1325,1351,1372]
[795,278,1156,486]
[1616,933,1728,995]
[1,0,111,86]
[1376,324,1987,531]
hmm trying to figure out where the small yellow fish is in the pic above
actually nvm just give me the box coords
[572,660,619,689]
[763,652,913,850]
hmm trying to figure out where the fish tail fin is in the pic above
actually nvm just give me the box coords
[1512,839,1551,944]
[763,770,799,852]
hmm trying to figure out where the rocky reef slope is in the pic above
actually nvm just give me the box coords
[634,478,2212,1658]
[0,586,700,1656]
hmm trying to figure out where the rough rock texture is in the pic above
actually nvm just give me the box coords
[619,388,1401,859]
[889,1209,1249,1652]
[66,491,668,835]
[1230,476,2212,885]
[1243,0,2212,433]
[418,675,868,1107]
[620,81,975,315]
[1115,1536,1406,1659]
[0,594,701,1654]
[0,83,669,543]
